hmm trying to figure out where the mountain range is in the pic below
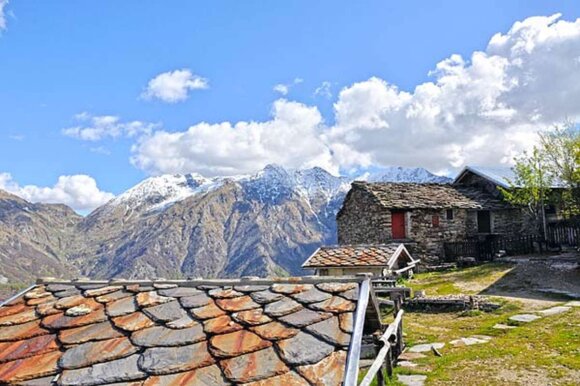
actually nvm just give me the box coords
[0,165,450,289]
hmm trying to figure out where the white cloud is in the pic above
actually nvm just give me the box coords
[327,14,580,171]
[273,78,303,95]
[130,14,580,176]
[0,173,114,212]
[0,0,9,32]
[141,69,208,103]
[314,81,332,99]
[62,113,158,141]
[131,99,335,176]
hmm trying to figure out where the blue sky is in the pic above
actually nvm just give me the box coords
[1,1,580,211]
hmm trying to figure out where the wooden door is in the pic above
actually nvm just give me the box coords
[392,212,406,239]
[477,210,491,233]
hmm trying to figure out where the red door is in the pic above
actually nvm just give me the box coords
[392,212,406,239]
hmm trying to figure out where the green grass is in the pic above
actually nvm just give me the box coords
[378,263,580,385]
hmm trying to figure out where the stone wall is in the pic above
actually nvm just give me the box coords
[337,187,391,244]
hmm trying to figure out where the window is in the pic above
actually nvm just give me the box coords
[446,209,454,220]
[318,269,329,276]
[432,214,440,228]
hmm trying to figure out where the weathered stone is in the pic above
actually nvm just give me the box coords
[179,293,211,309]
[24,288,50,300]
[190,300,227,320]
[232,309,272,326]
[157,287,202,298]
[309,296,355,313]
[131,324,205,347]
[408,343,445,353]
[166,315,198,329]
[41,309,107,329]
[0,351,61,383]
[53,288,81,298]
[36,301,60,317]
[509,314,541,323]
[142,364,229,386]
[233,285,269,293]
[26,294,56,306]
[106,296,138,317]
[216,296,260,312]
[136,291,173,308]
[290,287,332,304]
[316,282,358,293]
[95,290,132,303]
[65,305,93,317]
[0,308,38,326]
[221,347,289,383]
[0,303,30,318]
[297,350,347,385]
[208,288,244,299]
[126,285,155,293]
[398,352,427,361]
[305,316,351,347]
[251,321,299,341]
[338,312,354,333]
[397,374,427,386]
[55,295,88,310]
[204,315,244,335]
[271,284,313,295]
[0,334,58,363]
[249,290,284,304]
[112,312,156,332]
[566,300,580,307]
[279,308,332,328]
[138,341,214,375]
[338,288,359,301]
[264,298,303,317]
[276,331,334,365]
[59,354,146,386]
[59,321,123,344]
[492,323,516,330]
[153,283,178,289]
[450,336,491,346]
[0,320,49,342]
[398,360,418,368]
[210,330,271,358]
[142,301,188,323]
[242,370,307,385]
[84,285,123,297]
[537,306,571,316]
[59,337,138,369]
[17,375,59,385]
[46,284,75,293]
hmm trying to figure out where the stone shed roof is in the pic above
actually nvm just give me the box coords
[0,276,381,385]
[353,181,511,210]
[302,243,416,269]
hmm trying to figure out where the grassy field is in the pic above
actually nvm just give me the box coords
[361,263,580,385]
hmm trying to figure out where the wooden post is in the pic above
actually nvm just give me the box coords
[373,334,386,386]
[385,348,393,377]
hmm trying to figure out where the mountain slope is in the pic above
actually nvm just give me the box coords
[0,165,448,285]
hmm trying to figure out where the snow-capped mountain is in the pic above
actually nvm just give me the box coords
[0,164,452,286]
[364,166,451,184]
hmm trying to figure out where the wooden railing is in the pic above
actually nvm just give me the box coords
[444,235,541,262]
[359,309,404,386]
[547,221,580,247]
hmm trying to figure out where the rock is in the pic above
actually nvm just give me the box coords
[0,351,61,384]
[493,323,516,330]
[220,347,288,384]
[309,296,355,313]
[203,315,243,335]
[250,290,284,304]
[179,293,211,309]
[289,287,332,304]
[59,337,138,369]
[59,321,123,344]
[566,300,580,307]
[138,342,214,375]
[106,297,137,317]
[537,306,571,316]
[64,305,92,317]
[296,350,347,385]
[131,325,205,347]
[279,308,332,328]
[276,331,334,365]
[398,361,418,368]
[509,314,541,323]
[264,298,303,317]
[0,334,58,363]
[210,330,271,358]
[215,296,261,312]
[305,316,351,347]
[111,312,155,332]
[450,336,491,346]
[408,342,445,353]
[251,321,299,341]
[397,374,427,386]
[142,301,189,323]
[398,352,427,361]
[58,354,146,386]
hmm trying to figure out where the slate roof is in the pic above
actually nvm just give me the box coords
[453,165,565,189]
[353,181,511,210]
[0,276,381,385]
[302,244,415,269]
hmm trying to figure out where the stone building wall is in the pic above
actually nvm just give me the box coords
[337,187,391,244]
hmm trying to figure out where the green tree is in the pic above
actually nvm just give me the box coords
[539,122,580,215]
[500,147,554,237]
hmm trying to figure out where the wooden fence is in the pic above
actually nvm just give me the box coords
[359,308,404,386]
[444,235,541,262]
[547,221,580,247]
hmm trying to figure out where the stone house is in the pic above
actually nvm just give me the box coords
[302,243,419,277]
[337,180,523,263]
